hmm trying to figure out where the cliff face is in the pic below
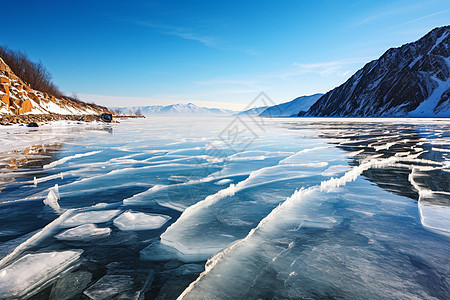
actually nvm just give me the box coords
[0,57,109,116]
[305,26,450,117]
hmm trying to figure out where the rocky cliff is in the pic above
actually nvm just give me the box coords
[305,26,450,117]
[0,57,109,116]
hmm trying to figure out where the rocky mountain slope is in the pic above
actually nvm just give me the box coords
[111,103,235,116]
[260,93,322,117]
[0,57,109,116]
[305,26,450,117]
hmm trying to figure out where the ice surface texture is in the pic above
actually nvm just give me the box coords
[1,117,449,299]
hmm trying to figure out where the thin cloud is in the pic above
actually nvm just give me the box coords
[293,57,372,78]
[352,1,432,27]
[133,21,218,48]
[193,79,260,87]
[131,20,259,55]
[392,10,449,28]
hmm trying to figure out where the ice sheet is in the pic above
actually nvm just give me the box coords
[157,145,348,261]
[179,160,448,299]
[1,117,449,299]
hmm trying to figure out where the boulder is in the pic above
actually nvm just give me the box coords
[20,99,33,113]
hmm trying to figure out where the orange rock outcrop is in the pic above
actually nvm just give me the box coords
[0,56,110,116]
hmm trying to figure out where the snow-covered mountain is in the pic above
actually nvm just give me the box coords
[111,103,235,116]
[259,94,323,117]
[305,25,450,117]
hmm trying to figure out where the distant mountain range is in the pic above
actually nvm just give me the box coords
[112,94,323,118]
[235,106,268,116]
[235,94,322,117]
[259,94,322,117]
[110,103,235,116]
[304,25,450,117]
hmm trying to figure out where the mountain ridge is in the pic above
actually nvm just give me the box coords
[110,102,236,116]
[304,25,450,117]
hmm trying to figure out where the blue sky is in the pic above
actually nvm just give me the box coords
[1,0,449,110]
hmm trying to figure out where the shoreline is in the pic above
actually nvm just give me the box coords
[0,114,103,125]
[0,114,145,125]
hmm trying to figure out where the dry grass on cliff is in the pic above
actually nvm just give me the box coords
[0,46,63,97]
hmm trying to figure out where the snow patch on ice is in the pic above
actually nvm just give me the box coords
[215,179,232,185]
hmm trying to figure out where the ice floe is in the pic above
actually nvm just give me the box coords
[49,270,92,300]
[43,184,61,212]
[0,250,83,298]
[113,211,171,231]
[83,274,134,300]
[55,224,111,240]
[62,210,122,227]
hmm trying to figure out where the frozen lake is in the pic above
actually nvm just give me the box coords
[0,117,449,299]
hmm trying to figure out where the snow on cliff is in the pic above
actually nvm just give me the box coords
[0,57,109,116]
[306,26,450,117]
